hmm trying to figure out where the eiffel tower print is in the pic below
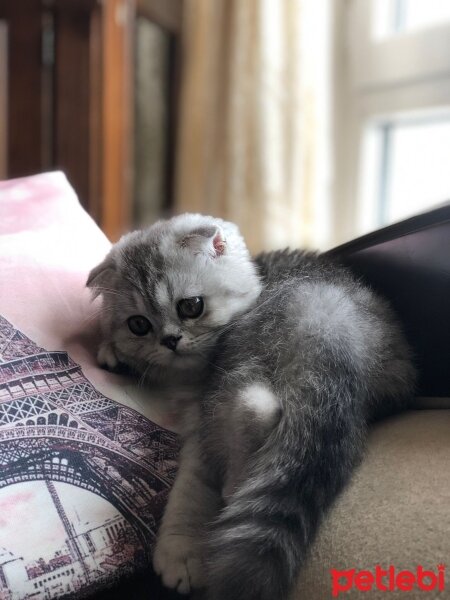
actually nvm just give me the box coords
[0,314,179,599]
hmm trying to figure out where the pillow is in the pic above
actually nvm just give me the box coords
[0,173,179,599]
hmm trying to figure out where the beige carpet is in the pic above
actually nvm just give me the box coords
[294,409,450,599]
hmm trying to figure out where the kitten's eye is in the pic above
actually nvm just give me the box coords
[177,297,204,319]
[127,315,152,336]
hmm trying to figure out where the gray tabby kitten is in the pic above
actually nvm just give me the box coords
[87,214,415,600]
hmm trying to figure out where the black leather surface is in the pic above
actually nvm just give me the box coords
[327,204,450,399]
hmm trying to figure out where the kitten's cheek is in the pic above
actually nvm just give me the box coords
[176,337,195,354]
[156,348,179,366]
[176,340,187,353]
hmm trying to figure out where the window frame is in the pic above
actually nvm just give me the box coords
[331,0,450,246]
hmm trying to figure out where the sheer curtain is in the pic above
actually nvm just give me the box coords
[175,0,332,253]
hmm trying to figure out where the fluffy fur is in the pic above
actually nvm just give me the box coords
[87,214,415,600]
[87,214,261,385]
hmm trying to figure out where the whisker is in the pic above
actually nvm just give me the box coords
[80,305,118,325]
[92,286,135,300]
[137,363,152,389]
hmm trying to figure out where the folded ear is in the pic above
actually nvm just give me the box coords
[86,256,116,297]
[179,226,226,258]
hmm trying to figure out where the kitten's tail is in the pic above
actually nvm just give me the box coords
[205,393,366,600]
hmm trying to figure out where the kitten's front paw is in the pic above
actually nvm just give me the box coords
[97,342,118,371]
[153,533,204,594]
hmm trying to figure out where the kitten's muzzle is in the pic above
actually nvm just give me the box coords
[160,335,182,352]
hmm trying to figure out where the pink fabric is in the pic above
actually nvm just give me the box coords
[0,172,174,427]
[0,173,178,599]
[0,171,110,341]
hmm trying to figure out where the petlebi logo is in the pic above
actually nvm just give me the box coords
[330,565,446,597]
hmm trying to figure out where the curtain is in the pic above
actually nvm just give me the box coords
[175,0,332,253]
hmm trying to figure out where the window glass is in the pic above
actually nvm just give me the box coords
[362,116,450,227]
[374,0,450,38]
[398,0,450,32]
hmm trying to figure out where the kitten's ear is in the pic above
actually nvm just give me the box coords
[179,226,226,258]
[86,256,116,298]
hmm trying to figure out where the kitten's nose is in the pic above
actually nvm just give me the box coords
[160,335,182,352]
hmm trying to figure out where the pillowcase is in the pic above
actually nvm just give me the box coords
[0,172,179,599]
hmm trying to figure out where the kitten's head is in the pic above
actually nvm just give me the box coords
[87,214,261,381]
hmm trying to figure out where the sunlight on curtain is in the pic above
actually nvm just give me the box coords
[175,0,332,252]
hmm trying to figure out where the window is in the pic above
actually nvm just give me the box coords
[333,0,450,244]
[376,0,450,37]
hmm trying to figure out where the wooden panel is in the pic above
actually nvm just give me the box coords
[101,0,135,240]
[0,21,7,179]
[3,0,43,177]
[53,4,93,209]
[52,0,103,220]
[1,0,137,238]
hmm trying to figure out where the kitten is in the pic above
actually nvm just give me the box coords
[86,214,261,387]
[87,214,415,600]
